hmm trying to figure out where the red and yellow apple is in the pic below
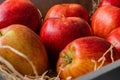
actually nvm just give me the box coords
[0,0,42,33]
[91,5,120,38]
[57,36,120,79]
[40,17,92,68]
[44,3,89,22]
[0,24,48,76]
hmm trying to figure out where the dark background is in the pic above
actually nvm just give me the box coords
[0,0,99,17]
[31,0,94,17]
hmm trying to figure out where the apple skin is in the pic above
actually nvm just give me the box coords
[99,0,120,7]
[44,4,89,22]
[0,0,42,33]
[40,17,92,68]
[91,5,120,38]
[57,36,120,79]
[106,27,120,54]
[0,24,48,76]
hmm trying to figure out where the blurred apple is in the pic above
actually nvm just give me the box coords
[57,36,120,79]
[44,3,89,22]
[91,5,120,38]
[106,27,120,54]
[0,24,48,76]
[99,0,120,7]
[0,0,42,33]
[40,17,92,68]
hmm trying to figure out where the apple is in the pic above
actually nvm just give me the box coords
[106,27,120,54]
[91,5,120,38]
[56,36,120,79]
[0,24,48,76]
[99,0,120,7]
[44,3,89,22]
[40,17,92,68]
[0,0,42,33]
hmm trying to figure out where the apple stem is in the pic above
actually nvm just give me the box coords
[0,45,38,77]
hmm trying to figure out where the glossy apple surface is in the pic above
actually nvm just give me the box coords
[99,0,120,7]
[91,5,120,38]
[57,36,120,79]
[0,24,48,76]
[44,3,89,22]
[40,17,92,68]
[0,0,41,33]
[106,27,120,54]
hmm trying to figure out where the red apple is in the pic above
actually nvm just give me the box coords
[40,17,92,68]
[57,36,120,79]
[44,3,89,22]
[0,24,48,76]
[106,27,120,54]
[99,0,120,7]
[91,5,120,38]
[0,0,42,33]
